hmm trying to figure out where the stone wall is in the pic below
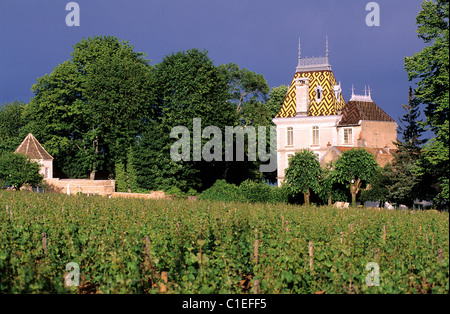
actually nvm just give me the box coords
[45,179,115,196]
[110,191,168,200]
[44,179,174,200]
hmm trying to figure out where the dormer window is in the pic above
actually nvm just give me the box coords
[315,85,324,103]
[334,84,342,101]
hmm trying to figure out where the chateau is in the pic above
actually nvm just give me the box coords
[273,39,398,186]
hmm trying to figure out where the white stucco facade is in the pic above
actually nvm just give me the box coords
[273,115,342,186]
[37,159,53,179]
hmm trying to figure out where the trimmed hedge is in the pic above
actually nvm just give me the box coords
[199,179,289,204]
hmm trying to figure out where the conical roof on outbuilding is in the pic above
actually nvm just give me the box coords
[15,133,53,160]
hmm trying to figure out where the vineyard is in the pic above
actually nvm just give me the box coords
[0,190,448,294]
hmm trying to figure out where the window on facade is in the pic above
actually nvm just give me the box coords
[343,128,353,145]
[44,167,49,179]
[312,126,320,146]
[287,127,294,146]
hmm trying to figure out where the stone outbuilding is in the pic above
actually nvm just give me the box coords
[14,133,118,196]
[15,133,53,179]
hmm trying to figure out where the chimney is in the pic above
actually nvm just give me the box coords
[295,77,310,116]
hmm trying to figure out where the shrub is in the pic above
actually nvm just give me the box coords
[240,179,272,203]
[268,184,290,204]
[186,188,198,196]
[198,180,246,202]
[164,186,184,196]
[199,179,289,204]
[0,152,43,190]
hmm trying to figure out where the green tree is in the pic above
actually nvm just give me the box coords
[126,147,139,193]
[384,87,432,208]
[114,147,141,193]
[360,165,391,208]
[317,163,334,206]
[217,63,274,185]
[394,87,427,154]
[0,152,43,190]
[404,0,449,204]
[135,49,236,192]
[134,122,184,191]
[24,35,155,179]
[257,85,289,184]
[332,148,379,207]
[115,161,127,193]
[284,149,321,206]
[265,85,289,125]
[0,101,26,153]
[385,161,421,208]
[218,62,269,120]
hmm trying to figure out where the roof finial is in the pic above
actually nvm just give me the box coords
[326,36,329,64]
[298,38,301,67]
[351,84,355,98]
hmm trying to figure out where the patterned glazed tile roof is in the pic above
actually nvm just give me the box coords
[15,133,53,160]
[338,100,395,126]
[275,70,346,118]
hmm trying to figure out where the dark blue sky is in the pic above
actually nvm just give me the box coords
[0,0,427,134]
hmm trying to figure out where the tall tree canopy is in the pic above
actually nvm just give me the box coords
[134,49,238,192]
[0,101,26,153]
[404,0,449,203]
[394,87,427,155]
[218,62,269,119]
[265,85,289,125]
[23,35,155,179]
[384,87,433,207]
[17,36,277,192]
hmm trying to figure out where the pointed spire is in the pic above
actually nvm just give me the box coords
[326,36,329,64]
[298,38,301,68]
